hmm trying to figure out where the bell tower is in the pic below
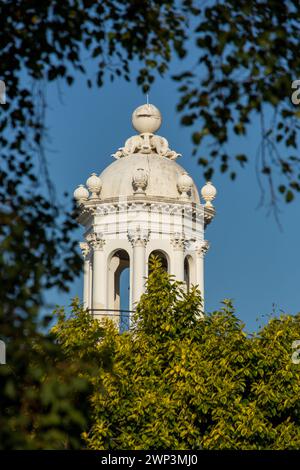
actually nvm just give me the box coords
[73,103,216,329]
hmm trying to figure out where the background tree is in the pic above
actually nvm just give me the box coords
[0,304,91,449]
[54,258,300,450]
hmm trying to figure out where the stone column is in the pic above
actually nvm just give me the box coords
[88,233,106,315]
[170,232,186,282]
[195,240,210,305]
[88,256,93,309]
[128,226,149,309]
[79,242,90,308]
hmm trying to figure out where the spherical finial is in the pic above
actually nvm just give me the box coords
[201,181,217,206]
[73,184,89,203]
[177,171,193,200]
[86,173,102,199]
[132,103,162,134]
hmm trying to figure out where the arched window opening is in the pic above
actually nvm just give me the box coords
[108,249,130,332]
[148,250,168,275]
[184,256,190,291]
[184,255,195,292]
[119,266,130,332]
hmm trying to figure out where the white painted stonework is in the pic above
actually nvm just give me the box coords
[74,104,216,327]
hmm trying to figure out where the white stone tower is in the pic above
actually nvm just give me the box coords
[74,103,216,328]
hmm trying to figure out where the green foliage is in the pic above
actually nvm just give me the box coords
[53,258,300,450]
[0,302,91,449]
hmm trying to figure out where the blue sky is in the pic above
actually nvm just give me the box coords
[43,58,300,332]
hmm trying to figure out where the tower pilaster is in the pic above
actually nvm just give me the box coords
[170,232,186,282]
[128,226,150,308]
[87,233,107,314]
[79,242,91,308]
[195,240,210,302]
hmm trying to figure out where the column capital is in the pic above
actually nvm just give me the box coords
[79,241,90,259]
[128,226,150,248]
[87,232,106,251]
[170,232,186,251]
[196,240,210,257]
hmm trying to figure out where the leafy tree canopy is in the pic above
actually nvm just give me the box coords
[0,301,91,449]
[53,258,300,450]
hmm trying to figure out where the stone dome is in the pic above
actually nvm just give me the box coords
[99,152,200,203]
[96,103,201,204]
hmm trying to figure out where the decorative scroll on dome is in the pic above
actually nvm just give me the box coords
[112,133,181,160]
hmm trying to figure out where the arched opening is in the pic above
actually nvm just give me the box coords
[148,250,169,274]
[119,266,130,332]
[184,257,190,291]
[108,249,130,332]
[184,255,195,292]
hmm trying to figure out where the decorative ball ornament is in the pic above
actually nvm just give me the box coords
[201,181,217,206]
[73,184,89,203]
[132,104,162,134]
[132,167,148,194]
[177,171,193,199]
[86,173,102,199]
